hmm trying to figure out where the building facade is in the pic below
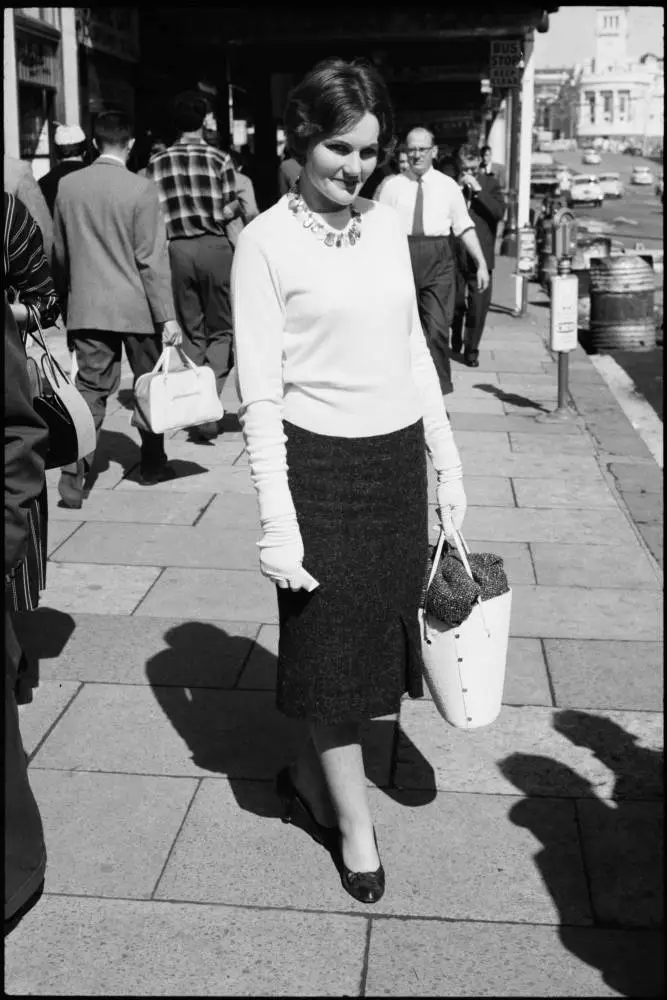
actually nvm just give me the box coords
[533,66,577,139]
[4,7,139,179]
[573,6,664,151]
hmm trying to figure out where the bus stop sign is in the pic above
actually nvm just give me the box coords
[490,40,523,89]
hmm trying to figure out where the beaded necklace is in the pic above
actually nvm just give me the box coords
[287,180,362,248]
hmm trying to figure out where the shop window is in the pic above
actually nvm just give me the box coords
[601,91,613,124]
[585,91,596,125]
[618,91,630,122]
[16,8,61,30]
[19,84,55,179]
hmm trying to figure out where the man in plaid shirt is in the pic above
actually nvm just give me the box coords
[145,92,241,440]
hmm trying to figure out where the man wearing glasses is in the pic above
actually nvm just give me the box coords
[375,126,489,396]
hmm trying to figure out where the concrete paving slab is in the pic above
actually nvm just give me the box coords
[448,476,515,507]
[510,585,662,641]
[30,770,197,898]
[156,781,590,925]
[609,462,663,493]
[51,522,262,570]
[133,567,278,623]
[152,439,247,467]
[531,543,661,589]
[236,624,279,689]
[365,918,664,997]
[185,491,261,531]
[621,492,663,524]
[502,400,561,415]
[481,358,552,373]
[497,384,559,399]
[18,681,81,756]
[498,373,562,387]
[47,489,212,524]
[114,464,255,495]
[395,702,663,799]
[444,396,506,414]
[39,563,162,615]
[30,615,258,687]
[449,413,584,434]
[4,895,367,997]
[30,684,396,787]
[543,640,664,712]
[509,433,593,454]
[463,506,637,546]
[577,800,663,928]
[450,431,511,451]
[47,521,82,555]
[458,454,605,479]
[638,525,663,569]
[513,478,618,508]
[454,371,501,386]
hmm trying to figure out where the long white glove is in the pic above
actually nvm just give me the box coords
[436,467,467,540]
[257,514,307,590]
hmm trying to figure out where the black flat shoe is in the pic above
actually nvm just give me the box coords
[275,767,338,849]
[464,353,480,368]
[335,830,385,905]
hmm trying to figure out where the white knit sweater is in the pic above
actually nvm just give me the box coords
[231,195,462,528]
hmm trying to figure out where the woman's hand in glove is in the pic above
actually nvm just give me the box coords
[257,518,318,591]
[435,473,467,541]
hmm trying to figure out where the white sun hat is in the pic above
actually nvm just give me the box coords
[54,124,86,146]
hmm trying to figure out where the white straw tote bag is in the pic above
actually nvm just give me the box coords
[419,528,512,731]
[132,346,223,434]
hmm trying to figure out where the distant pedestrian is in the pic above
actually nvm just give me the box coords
[4,292,49,935]
[479,144,506,189]
[4,155,53,261]
[53,109,183,509]
[137,134,168,178]
[145,91,240,442]
[232,57,466,906]
[451,143,505,367]
[375,125,489,396]
[278,148,301,195]
[225,149,260,249]
[38,124,88,216]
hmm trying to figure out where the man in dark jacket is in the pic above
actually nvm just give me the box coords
[4,294,48,931]
[38,124,88,216]
[451,144,506,366]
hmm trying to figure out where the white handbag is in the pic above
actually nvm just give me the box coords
[132,346,223,434]
[419,528,512,731]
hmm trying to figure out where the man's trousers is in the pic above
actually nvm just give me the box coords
[64,330,166,474]
[407,234,455,395]
[452,269,494,356]
[168,234,234,397]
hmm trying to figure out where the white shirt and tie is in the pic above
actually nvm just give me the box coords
[374,166,475,239]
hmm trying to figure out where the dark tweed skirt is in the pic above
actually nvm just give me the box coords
[276,419,429,725]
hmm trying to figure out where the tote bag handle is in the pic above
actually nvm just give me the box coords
[149,345,202,379]
[422,526,491,636]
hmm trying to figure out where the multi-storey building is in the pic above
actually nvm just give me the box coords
[4,7,139,178]
[573,6,664,151]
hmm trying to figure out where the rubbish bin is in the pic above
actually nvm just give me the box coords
[589,255,656,350]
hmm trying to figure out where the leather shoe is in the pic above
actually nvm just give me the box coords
[464,352,480,368]
[57,464,85,509]
[334,830,385,905]
[138,462,176,486]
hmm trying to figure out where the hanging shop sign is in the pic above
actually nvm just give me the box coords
[16,31,59,88]
[490,39,523,89]
[76,8,139,63]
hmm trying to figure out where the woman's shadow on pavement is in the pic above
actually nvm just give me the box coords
[145,621,437,832]
[498,709,663,998]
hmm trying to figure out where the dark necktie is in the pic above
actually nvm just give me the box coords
[412,177,424,235]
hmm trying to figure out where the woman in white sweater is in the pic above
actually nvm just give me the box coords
[231,58,466,905]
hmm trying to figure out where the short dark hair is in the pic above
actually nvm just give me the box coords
[284,57,395,166]
[457,143,480,164]
[480,144,492,156]
[172,91,209,133]
[94,110,133,149]
[57,141,86,159]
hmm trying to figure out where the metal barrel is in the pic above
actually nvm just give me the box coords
[589,255,656,350]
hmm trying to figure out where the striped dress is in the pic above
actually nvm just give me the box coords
[4,191,61,611]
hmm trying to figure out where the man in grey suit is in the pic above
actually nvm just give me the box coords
[53,110,183,508]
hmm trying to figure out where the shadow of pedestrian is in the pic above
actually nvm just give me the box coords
[145,621,436,828]
[83,429,142,493]
[11,608,76,703]
[498,710,664,997]
[473,382,551,413]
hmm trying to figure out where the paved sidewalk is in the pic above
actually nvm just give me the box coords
[7,261,663,996]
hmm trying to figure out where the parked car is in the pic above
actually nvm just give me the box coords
[631,165,654,185]
[623,144,644,155]
[582,148,601,165]
[530,167,560,197]
[567,175,604,207]
[598,172,623,199]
